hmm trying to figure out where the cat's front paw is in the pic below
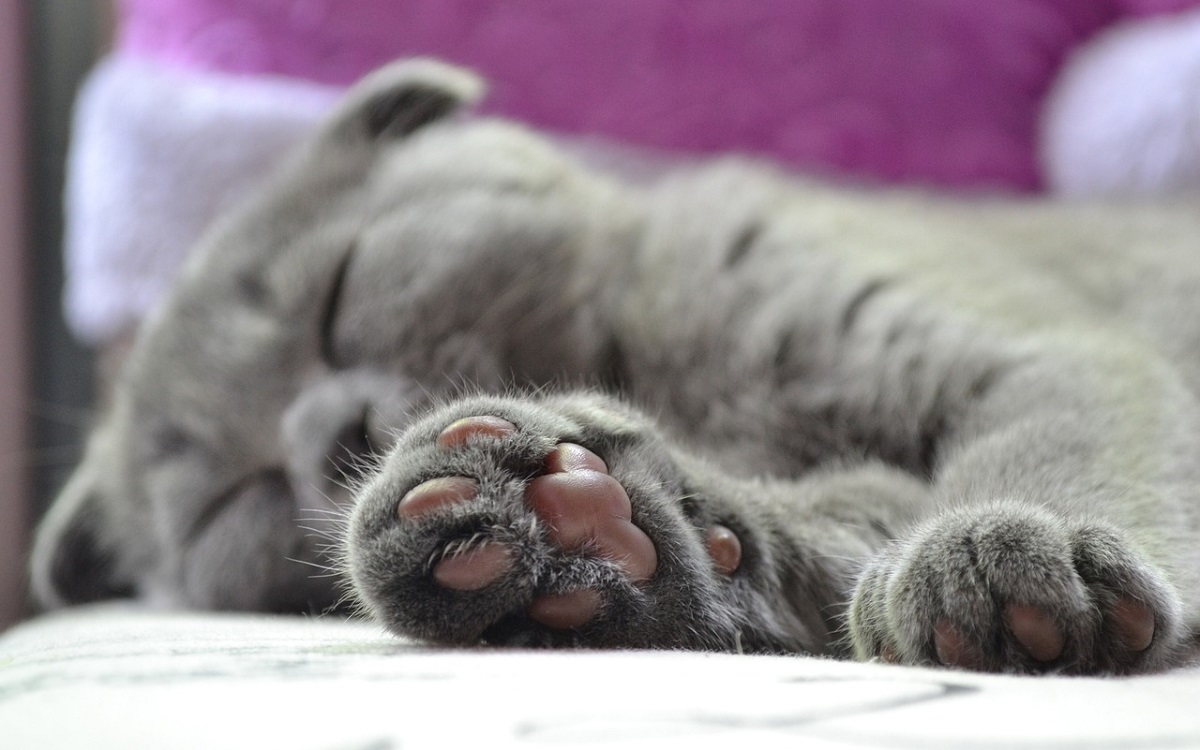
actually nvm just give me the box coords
[345,393,745,649]
[848,503,1184,674]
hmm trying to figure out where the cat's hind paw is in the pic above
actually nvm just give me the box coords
[346,394,744,649]
[403,416,657,629]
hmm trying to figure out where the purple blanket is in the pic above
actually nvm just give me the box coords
[116,0,1199,191]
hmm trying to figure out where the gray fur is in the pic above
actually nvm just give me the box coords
[31,60,1200,673]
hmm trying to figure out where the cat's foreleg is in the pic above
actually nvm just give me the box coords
[847,348,1193,673]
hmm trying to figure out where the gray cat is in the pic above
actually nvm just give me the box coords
[31,60,1200,674]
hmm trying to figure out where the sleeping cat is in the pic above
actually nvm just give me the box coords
[31,60,1200,675]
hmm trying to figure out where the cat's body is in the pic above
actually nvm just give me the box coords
[32,61,1200,673]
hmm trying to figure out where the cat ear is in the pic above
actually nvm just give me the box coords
[325,58,485,143]
[29,462,132,610]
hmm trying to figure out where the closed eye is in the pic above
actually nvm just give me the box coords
[320,246,355,368]
[184,469,290,545]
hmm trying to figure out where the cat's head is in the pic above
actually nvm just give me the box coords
[30,60,633,612]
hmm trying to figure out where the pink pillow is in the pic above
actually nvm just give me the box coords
[114,0,1187,191]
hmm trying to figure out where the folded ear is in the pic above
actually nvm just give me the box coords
[29,461,132,610]
[324,58,484,143]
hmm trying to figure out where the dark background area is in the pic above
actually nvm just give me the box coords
[25,2,106,516]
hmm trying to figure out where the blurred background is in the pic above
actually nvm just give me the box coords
[1,2,108,630]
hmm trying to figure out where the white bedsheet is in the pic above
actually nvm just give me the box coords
[2,605,1198,749]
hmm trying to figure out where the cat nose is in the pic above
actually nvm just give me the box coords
[281,369,420,497]
[282,392,380,492]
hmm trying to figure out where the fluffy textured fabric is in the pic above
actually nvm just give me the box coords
[62,58,337,344]
[1,607,1198,748]
[1042,8,1200,196]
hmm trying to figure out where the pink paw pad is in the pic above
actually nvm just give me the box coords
[397,477,479,520]
[433,544,513,591]
[529,590,602,630]
[706,524,742,575]
[1112,596,1155,652]
[397,477,517,592]
[934,619,986,670]
[403,417,520,592]
[437,416,516,449]
[526,442,658,629]
[526,444,657,582]
[1006,604,1064,662]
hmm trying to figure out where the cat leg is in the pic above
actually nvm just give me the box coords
[848,502,1183,674]
[847,353,1192,674]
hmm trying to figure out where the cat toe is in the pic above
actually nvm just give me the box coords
[397,477,479,519]
[933,619,987,670]
[1111,596,1155,652]
[1070,526,1182,671]
[436,416,517,448]
[704,524,742,576]
[433,543,514,590]
[931,605,1064,669]
[1005,604,1065,662]
[530,590,602,629]
[544,442,608,473]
